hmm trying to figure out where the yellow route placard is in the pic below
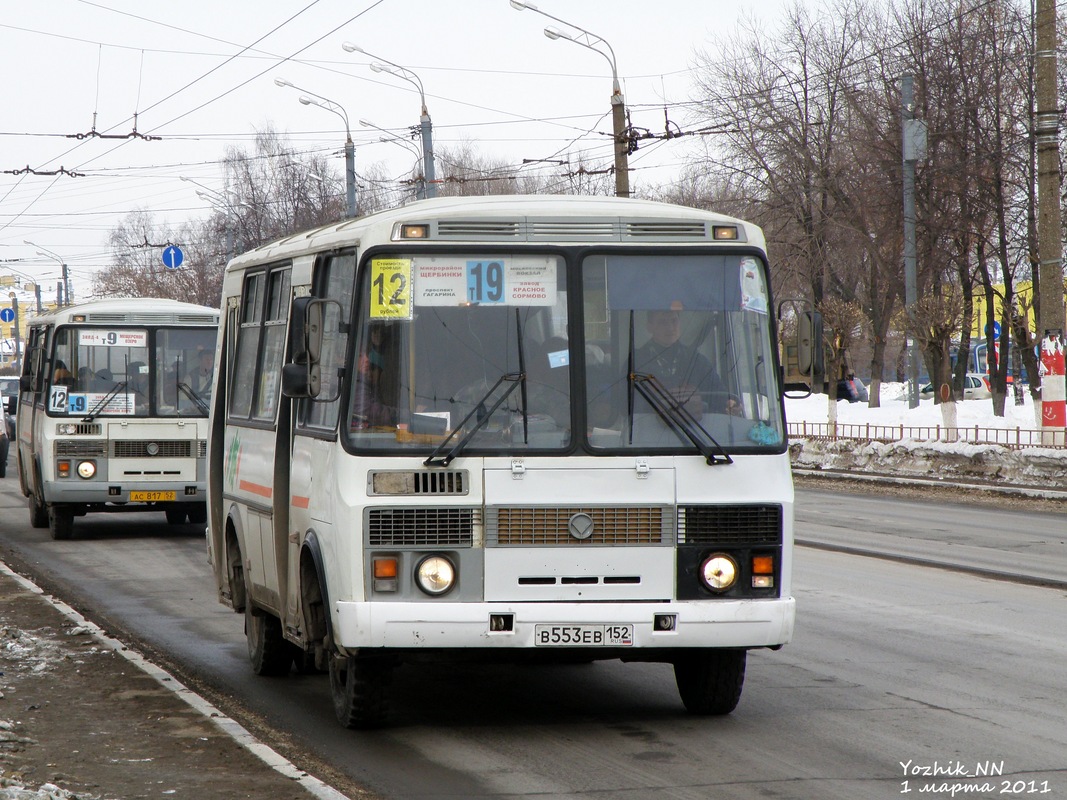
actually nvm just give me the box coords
[369,258,413,320]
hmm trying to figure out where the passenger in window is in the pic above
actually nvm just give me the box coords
[351,324,395,430]
[636,306,739,416]
[52,361,74,387]
[187,349,214,397]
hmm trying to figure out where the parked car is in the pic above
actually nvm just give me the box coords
[919,373,991,401]
[0,377,17,416]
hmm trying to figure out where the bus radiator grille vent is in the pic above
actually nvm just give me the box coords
[366,507,478,547]
[678,505,782,545]
[55,440,108,457]
[624,220,711,239]
[113,440,193,458]
[485,506,672,546]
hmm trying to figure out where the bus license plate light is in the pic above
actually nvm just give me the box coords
[534,624,633,647]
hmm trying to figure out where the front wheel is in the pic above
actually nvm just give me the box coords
[674,649,746,715]
[48,505,74,541]
[245,602,292,676]
[329,653,392,729]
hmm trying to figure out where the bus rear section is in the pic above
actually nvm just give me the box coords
[207,195,797,728]
[17,298,219,540]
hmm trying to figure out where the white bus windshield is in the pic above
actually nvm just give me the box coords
[50,326,216,417]
[344,251,783,454]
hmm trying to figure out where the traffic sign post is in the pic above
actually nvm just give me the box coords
[162,245,185,270]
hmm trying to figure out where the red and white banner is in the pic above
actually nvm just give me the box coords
[1040,334,1066,428]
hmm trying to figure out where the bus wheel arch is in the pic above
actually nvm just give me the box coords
[224,514,246,612]
[300,533,332,672]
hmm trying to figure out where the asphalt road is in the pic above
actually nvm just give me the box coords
[0,478,1064,799]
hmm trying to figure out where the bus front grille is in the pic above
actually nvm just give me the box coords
[678,505,783,545]
[55,440,108,457]
[366,508,477,547]
[113,440,196,458]
[486,507,671,546]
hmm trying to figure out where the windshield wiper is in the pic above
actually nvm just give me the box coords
[176,381,209,415]
[82,380,129,422]
[423,373,524,467]
[626,311,731,466]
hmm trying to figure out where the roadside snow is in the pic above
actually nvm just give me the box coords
[786,383,1067,489]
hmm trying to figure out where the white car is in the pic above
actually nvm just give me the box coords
[919,373,992,401]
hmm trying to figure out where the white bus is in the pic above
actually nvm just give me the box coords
[16,298,219,540]
[207,195,798,728]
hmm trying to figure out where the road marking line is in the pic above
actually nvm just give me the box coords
[0,559,352,800]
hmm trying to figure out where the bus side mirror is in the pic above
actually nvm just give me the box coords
[284,297,338,399]
[797,311,824,376]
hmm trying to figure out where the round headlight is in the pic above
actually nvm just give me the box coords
[77,460,96,479]
[57,423,78,435]
[699,553,738,592]
[414,555,456,596]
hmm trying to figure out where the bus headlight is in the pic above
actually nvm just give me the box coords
[414,555,455,596]
[76,461,97,479]
[57,423,79,435]
[699,553,738,592]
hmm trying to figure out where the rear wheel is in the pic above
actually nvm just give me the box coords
[244,602,292,676]
[28,491,47,528]
[674,649,746,715]
[48,505,74,541]
[329,653,392,729]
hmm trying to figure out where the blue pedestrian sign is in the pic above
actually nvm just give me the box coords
[0,307,14,323]
[162,245,185,269]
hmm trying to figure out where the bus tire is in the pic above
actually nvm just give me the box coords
[329,653,391,729]
[165,508,188,525]
[28,491,48,529]
[673,649,746,716]
[244,602,292,677]
[48,505,74,541]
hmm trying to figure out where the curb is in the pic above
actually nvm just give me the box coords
[0,559,352,800]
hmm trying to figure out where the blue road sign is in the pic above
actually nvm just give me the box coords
[0,307,14,323]
[162,245,185,269]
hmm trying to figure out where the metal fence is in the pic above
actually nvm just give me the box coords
[787,421,1067,450]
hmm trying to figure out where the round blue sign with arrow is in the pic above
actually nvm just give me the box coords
[0,307,14,323]
[162,245,185,269]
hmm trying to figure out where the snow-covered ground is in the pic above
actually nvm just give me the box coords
[785,381,1041,430]
[785,383,1067,491]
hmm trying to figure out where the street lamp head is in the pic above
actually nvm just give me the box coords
[298,95,314,106]
[370,62,393,75]
[509,0,537,10]
[274,77,293,88]
[341,42,363,54]
[544,26,569,40]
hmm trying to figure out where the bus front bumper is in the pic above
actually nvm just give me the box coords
[333,597,795,651]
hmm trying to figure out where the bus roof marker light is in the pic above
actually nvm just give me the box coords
[400,224,429,239]
[712,226,738,240]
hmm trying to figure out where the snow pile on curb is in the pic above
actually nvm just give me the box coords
[789,436,1067,488]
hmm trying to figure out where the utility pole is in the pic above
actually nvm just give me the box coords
[1035,0,1066,439]
[901,75,925,409]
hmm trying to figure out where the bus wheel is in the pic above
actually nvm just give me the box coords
[48,505,74,541]
[329,653,391,729]
[165,508,188,525]
[28,491,48,529]
[673,649,746,715]
[244,602,292,676]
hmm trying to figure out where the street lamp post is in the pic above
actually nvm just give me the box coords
[510,0,630,198]
[359,118,426,195]
[343,43,437,199]
[24,241,71,305]
[182,177,244,262]
[0,263,44,313]
[274,78,357,218]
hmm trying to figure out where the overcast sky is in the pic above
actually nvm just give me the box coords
[1,0,794,298]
